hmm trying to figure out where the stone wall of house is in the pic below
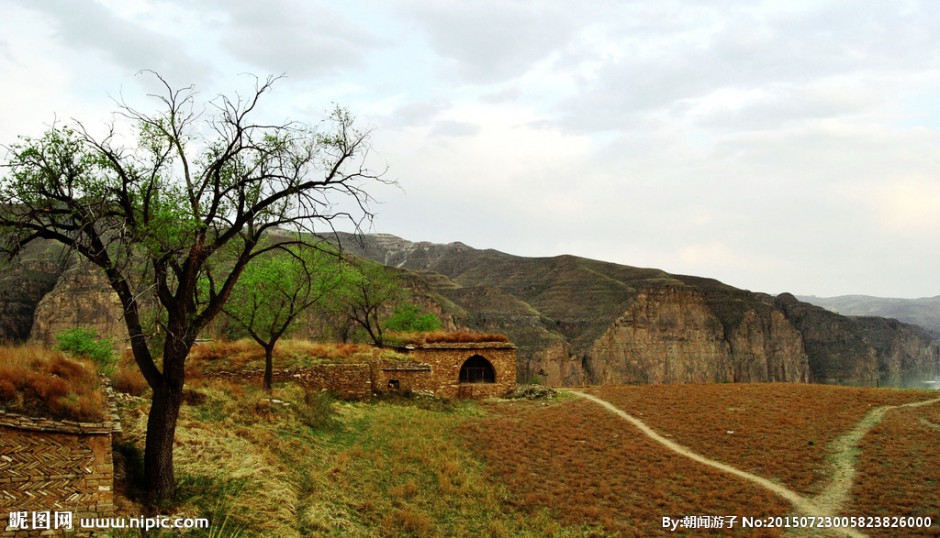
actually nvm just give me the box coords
[0,410,116,537]
[204,342,518,400]
[388,343,517,399]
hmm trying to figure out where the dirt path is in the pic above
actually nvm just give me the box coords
[568,390,940,538]
[813,397,940,515]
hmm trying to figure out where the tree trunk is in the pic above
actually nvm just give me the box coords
[264,345,274,392]
[143,379,183,503]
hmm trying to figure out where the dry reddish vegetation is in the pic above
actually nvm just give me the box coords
[848,401,940,537]
[0,345,107,421]
[460,398,790,537]
[389,330,510,345]
[585,384,938,495]
[187,339,390,372]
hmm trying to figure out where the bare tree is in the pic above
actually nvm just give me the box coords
[0,72,385,502]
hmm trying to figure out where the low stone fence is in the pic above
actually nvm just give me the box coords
[0,406,119,537]
[205,363,375,398]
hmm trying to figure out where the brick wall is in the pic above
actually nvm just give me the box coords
[0,410,117,537]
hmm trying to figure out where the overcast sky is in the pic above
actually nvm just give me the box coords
[3,0,940,298]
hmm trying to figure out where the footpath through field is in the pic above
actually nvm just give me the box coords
[568,390,940,538]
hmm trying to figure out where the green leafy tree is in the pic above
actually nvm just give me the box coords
[383,303,443,333]
[222,242,345,391]
[0,73,384,502]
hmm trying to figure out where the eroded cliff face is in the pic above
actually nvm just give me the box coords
[852,316,939,378]
[580,288,809,386]
[30,261,128,347]
[588,287,732,384]
[726,309,810,383]
[775,293,881,384]
[0,241,67,342]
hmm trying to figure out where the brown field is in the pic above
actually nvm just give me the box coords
[584,383,938,495]
[459,397,791,537]
[848,401,940,537]
[102,374,940,536]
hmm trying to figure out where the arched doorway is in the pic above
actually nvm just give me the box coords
[459,355,496,383]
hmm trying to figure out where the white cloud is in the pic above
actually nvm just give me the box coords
[5,0,940,297]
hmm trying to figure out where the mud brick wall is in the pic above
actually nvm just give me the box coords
[0,411,115,536]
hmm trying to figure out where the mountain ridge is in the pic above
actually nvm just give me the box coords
[797,294,940,337]
[335,232,939,387]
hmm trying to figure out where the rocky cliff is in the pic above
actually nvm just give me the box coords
[0,240,68,342]
[30,260,129,347]
[336,233,938,387]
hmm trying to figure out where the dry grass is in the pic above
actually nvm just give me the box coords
[459,397,791,537]
[0,344,107,421]
[187,338,409,373]
[585,383,938,495]
[847,400,940,537]
[110,350,149,396]
[114,376,593,537]
[387,330,511,346]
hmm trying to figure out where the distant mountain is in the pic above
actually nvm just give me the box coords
[335,233,939,387]
[796,295,940,338]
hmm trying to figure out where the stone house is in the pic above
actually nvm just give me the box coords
[378,340,517,398]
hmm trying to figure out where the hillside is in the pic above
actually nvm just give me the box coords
[798,294,940,337]
[334,233,940,387]
[1,234,938,387]
[110,378,940,536]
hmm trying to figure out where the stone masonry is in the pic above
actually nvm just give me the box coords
[0,409,117,537]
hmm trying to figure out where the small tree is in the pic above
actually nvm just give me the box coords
[0,73,385,502]
[221,242,345,391]
[335,260,404,347]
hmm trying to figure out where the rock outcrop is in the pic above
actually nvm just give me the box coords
[29,260,129,347]
[0,240,68,342]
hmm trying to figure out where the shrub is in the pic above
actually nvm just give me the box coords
[382,303,443,333]
[296,389,336,429]
[56,327,117,375]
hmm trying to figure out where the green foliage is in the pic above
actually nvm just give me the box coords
[382,303,443,332]
[222,243,346,346]
[56,327,117,375]
[329,260,406,346]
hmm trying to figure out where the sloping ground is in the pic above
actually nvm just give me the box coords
[459,397,791,537]
[110,379,939,536]
[583,384,938,496]
[847,401,940,537]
